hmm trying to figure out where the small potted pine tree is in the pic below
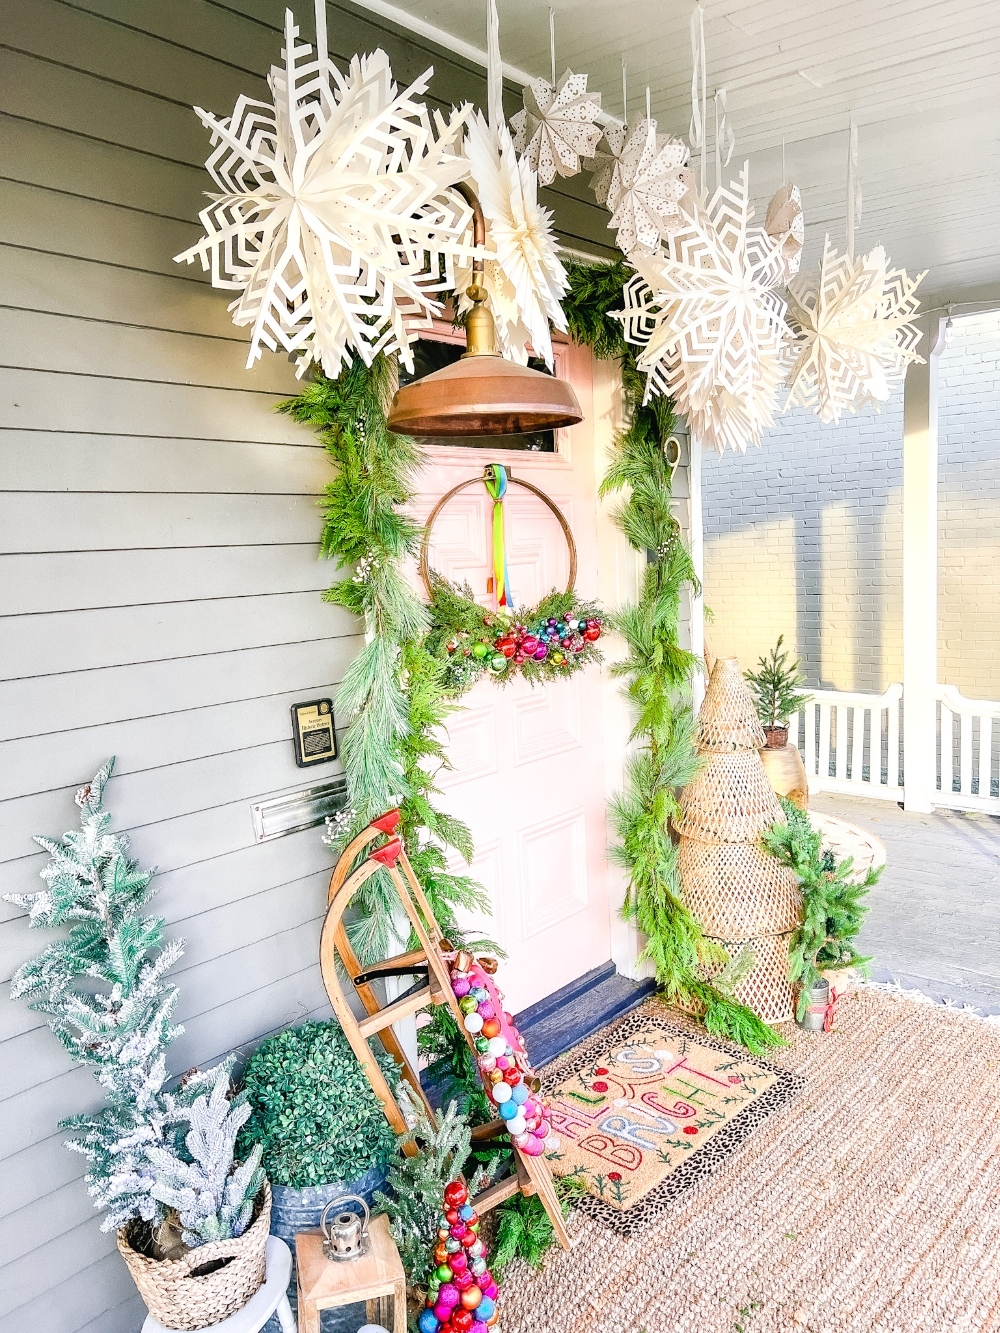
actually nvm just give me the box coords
[745,636,812,749]
[5,761,269,1331]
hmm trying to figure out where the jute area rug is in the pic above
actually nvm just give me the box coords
[501,990,1000,1333]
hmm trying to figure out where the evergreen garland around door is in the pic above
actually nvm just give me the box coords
[282,259,782,1053]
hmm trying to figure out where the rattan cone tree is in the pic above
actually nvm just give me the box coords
[674,658,802,1023]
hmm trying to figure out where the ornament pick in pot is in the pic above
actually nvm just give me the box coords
[419,1178,500,1333]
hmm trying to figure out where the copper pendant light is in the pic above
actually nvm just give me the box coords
[386,182,583,437]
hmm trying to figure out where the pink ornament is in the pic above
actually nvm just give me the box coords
[512,1132,531,1148]
[484,1280,499,1301]
[471,1324,489,1333]
[477,1001,495,1020]
[496,1056,511,1070]
[434,1303,452,1323]
[452,977,471,998]
[450,1224,467,1240]
[535,1119,550,1138]
[439,1283,460,1308]
[449,1251,468,1274]
[521,1134,545,1156]
[477,1055,496,1073]
[454,1270,474,1291]
[522,1099,537,1119]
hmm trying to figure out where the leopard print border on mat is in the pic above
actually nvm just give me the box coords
[540,1001,805,1236]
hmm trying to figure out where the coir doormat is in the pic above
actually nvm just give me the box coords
[541,1002,804,1235]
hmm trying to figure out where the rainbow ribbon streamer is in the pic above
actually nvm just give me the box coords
[483,463,513,608]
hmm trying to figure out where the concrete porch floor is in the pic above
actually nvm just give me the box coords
[809,790,1000,1014]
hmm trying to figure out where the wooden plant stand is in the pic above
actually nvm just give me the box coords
[319,809,569,1248]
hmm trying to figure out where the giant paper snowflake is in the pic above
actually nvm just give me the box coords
[616,166,790,455]
[174,3,475,377]
[784,238,925,424]
[605,117,692,258]
[511,70,603,186]
[455,110,569,368]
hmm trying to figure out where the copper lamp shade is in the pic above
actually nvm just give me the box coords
[386,181,583,438]
[387,353,583,437]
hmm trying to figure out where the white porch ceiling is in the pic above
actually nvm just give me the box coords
[361,0,1000,300]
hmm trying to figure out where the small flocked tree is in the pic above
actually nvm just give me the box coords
[5,759,263,1252]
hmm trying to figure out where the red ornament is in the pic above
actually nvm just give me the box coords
[449,1251,468,1274]
[454,1270,474,1289]
[683,1125,699,1135]
[452,1312,474,1333]
[497,637,516,658]
[445,1207,460,1225]
[460,1230,478,1248]
[521,635,538,654]
[444,1182,468,1208]
[583,627,601,642]
[514,652,525,664]
[503,1067,521,1085]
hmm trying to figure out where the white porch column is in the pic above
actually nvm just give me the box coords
[901,314,945,812]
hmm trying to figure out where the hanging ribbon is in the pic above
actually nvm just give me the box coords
[486,0,503,132]
[549,7,556,87]
[846,117,862,259]
[689,2,707,189]
[713,88,735,189]
[484,464,513,608]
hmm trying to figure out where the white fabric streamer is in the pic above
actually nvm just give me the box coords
[486,0,502,131]
[713,88,735,188]
[689,2,707,188]
[846,117,863,259]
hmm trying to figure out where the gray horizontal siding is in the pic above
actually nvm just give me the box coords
[0,2,613,1328]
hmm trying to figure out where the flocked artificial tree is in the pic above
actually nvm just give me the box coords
[4,759,264,1254]
[674,661,803,1024]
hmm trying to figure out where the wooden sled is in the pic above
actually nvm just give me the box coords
[319,809,569,1248]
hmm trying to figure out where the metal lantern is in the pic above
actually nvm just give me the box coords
[320,1194,370,1262]
[386,183,583,438]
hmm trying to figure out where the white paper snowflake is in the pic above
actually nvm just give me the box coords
[455,110,569,369]
[784,238,925,424]
[764,182,805,280]
[616,165,790,455]
[510,69,603,187]
[605,117,693,258]
[174,3,475,378]
[585,121,627,208]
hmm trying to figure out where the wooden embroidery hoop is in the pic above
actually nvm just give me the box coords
[418,464,577,599]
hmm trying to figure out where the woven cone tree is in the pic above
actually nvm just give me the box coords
[673,658,802,1022]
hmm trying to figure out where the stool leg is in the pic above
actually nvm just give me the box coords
[275,1293,297,1332]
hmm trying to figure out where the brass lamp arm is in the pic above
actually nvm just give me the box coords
[452,180,495,357]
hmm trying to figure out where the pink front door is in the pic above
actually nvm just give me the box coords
[409,329,613,1014]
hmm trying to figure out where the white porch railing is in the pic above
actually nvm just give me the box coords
[789,685,904,801]
[935,685,1000,812]
[786,683,1000,814]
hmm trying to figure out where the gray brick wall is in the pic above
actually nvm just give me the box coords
[701,309,1000,700]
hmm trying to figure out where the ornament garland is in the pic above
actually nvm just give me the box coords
[563,258,785,1054]
[419,1178,499,1333]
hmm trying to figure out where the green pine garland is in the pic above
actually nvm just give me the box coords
[763,798,880,1019]
[564,259,785,1054]
[278,360,491,966]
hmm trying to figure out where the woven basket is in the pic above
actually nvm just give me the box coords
[118,1182,270,1330]
[696,658,767,753]
[704,932,796,1024]
[678,838,801,937]
[673,751,785,845]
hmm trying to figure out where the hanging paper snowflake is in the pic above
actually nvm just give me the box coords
[604,117,692,258]
[510,69,603,187]
[174,5,475,378]
[585,121,627,208]
[616,165,790,455]
[784,238,925,424]
[456,111,569,369]
[765,182,805,280]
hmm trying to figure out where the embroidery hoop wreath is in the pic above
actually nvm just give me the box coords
[421,465,604,691]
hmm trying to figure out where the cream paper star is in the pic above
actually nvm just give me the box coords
[616,165,790,455]
[511,69,603,187]
[784,238,925,424]
[605,117,693,258]
[455,110,569,369]
[174,2,475,378]
[764,182,805,280]
[585,121,627,208]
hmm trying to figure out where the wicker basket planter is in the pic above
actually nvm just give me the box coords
[118,1182,271,1330]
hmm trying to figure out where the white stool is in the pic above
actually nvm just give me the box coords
[141,1236,296,1333]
